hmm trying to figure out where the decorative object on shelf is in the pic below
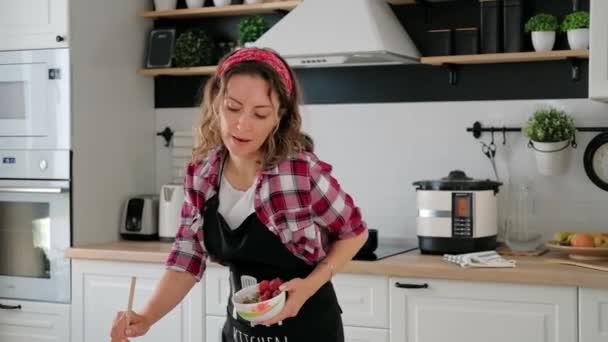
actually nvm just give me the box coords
[174,28,215,67]
[561,11,590,50]
[213,0,232,7]
[146,29,176,68]
[502,0,523,52]
[453,28,479,55]
[525,13,559,52]
[185,0,205,8]
[424,29,452,56]
[583,132,608,192]
[238,16,270,46]
[480,0,502,54]
[244,0,264,4]
[154,0,177,11]
[522,107,576,176]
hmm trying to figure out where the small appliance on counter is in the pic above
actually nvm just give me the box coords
[413,170,502,255]
[159,184,184,242]
[120,195,159,240]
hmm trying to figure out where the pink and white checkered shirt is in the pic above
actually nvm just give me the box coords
[166,147,367,280]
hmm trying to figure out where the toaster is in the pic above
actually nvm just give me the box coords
[120,195,159,240]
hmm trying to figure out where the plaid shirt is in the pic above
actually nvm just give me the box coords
[166,147,367,280]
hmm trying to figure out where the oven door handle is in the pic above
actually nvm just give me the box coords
[0,303,22,310]
[0,187,68,193]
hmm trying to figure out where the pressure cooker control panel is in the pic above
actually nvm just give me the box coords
[452,193,473,238]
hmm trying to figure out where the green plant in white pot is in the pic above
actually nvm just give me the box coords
[525,13,559,52]
[522,108,576,176]
[561,11,590,50]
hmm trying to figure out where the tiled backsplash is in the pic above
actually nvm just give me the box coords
[157,98,608,240]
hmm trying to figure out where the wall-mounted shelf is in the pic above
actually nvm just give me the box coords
[387,0,416,4]
[140,0,301,19]
[420,49,589,66]
[138,66,217,76]
[139,49,590,78]
[421,49,589,85]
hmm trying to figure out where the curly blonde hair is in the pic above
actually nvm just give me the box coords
[192,49,312,169]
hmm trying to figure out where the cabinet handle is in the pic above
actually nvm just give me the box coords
[0,303,22,310]
[56,35,65,42]
[395,282,429,289]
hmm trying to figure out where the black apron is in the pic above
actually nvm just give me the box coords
[201,167,344,342]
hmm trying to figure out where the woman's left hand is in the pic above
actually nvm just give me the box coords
[260,277,315,326]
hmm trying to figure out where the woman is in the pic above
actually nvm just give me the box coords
[111,47,368,342]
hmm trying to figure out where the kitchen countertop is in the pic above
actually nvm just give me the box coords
[65,241,608,289]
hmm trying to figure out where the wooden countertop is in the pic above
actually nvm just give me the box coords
[65,241,608,289]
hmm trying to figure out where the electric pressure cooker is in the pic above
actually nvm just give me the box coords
[412,170,502,254]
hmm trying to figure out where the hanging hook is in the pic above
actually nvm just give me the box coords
[502,126,506,145]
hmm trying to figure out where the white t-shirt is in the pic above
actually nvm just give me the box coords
[218,174,256,230]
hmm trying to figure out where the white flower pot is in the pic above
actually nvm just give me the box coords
[154,0,177,11]
[531,31,556,52]
[567,28,590,50]
[530,140,572,176]
[186,0,205,8]
[213,0,232,6]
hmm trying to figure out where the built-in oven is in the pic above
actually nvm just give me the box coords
[0,150,71,304]
[0,48,70,150]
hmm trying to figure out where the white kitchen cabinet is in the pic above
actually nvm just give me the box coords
[333,273,389,328]
[71,259,204,342]
[205,267,232,316]
[580,288,608,342]
[206,315,227,342]
[0,0,69,50]
[590,0,608,101]
[344,326,389,342]
[390,277,577,342]
[0,299,70,342]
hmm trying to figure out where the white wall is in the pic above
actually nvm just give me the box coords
[156,98,608,240]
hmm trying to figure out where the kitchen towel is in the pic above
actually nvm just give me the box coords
[443,250,516,268]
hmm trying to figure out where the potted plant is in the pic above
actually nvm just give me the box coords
[561,11,590,50]
[525,13,559,52]
[522,107,576,176]
[174,29,215,67]
[239,16,269,47]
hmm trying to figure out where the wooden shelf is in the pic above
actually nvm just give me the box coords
[140,0,301,19]
[138,66,217,76]
[387,0,416,4]
[139,50,590,77]
[420,49,589,66]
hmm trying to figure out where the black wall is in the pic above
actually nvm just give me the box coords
[153,0,590,107]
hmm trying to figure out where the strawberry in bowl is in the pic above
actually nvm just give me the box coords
[232,277,286,323]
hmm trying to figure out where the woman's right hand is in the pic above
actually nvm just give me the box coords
[110,310,151,342]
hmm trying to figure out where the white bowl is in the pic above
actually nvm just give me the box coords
[232,283,286,323]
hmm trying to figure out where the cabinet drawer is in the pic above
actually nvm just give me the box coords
[205,267,231,316]
[390,277,577,342]
[333,273,389,328]
[0,299,69,342]
[344,326,389,342]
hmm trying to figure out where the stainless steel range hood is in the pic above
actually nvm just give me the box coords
[251,0,421,68]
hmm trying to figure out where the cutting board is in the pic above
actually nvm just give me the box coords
[545,258,608,272]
